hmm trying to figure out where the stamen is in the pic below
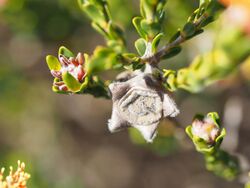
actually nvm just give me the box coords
[58,55,69,66]
[51,70,62,79]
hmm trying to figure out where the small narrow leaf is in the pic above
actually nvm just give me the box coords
[107,22,124,40]
[46,55,61,71]
[89,47,121,72]
[132,17,147,39]
[185,125,193,139]
[186,29,204,40]
[91,22,108,38]
[62,72,81,92]
[58,46,74,58]
[199,16,214,27]
[162,46,182,59]
[135,38,147,56]
[122,53,137,59]
[183,22,196,37]
[207,112,220,127]
[140,19,161,39]
[188,9,199,22]
[82,3,106,25]
[199,0,209,6]
[80,77,89,92]
[152,33,164,52]
[169,30,181,43]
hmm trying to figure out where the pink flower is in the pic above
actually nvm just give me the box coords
[191,117,220,144]
[51,53,86,91]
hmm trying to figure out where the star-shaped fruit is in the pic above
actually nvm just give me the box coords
[108,70,179,142]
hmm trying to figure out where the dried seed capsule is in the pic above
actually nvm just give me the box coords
[108,69,179,142]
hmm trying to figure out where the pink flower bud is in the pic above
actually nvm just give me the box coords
[191,117,220,144]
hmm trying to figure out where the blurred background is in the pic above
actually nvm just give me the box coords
[0,0,250,187]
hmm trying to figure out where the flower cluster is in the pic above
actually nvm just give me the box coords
[0,161,30,188]
[46,47,90,93]
[51,53,86,92]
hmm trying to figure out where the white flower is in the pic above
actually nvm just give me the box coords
[108,67,179,142]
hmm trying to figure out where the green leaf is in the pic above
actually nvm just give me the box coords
[82,3,106,25]
[214,128,226,149]
[152,33,164,52]
[89,46,121,72]
[206,0,225,15]
[107,22,123,40]
[140,19,161,39]
[122,53,138,59]
[62,72,81,92]
[199,16,214,27]
[199,0,209,6]
[135,38,147,56]
[83,53,91,74]
[46,55,61,71]
[162,46,182,59]
[84,76,109,98]
[188,9,199,22]
[80,76,89,92]
[58,46,74,58]
[185,125,193,140]
[207,112,220,127]
[91,22,108,38]
[169,30,181,43]
[132,17,147,39]
[107,40,124,54]
[124,62,145,71]
[183,22,196,37]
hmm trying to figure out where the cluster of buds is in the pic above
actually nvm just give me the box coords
[46,47,89,93]
[186,112,226,153]
[51,53,86,92]
[0,161,30,188]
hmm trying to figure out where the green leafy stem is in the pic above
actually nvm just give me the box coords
[46,0,249,98]
[163,27,250,92]
[137,0,225,64]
